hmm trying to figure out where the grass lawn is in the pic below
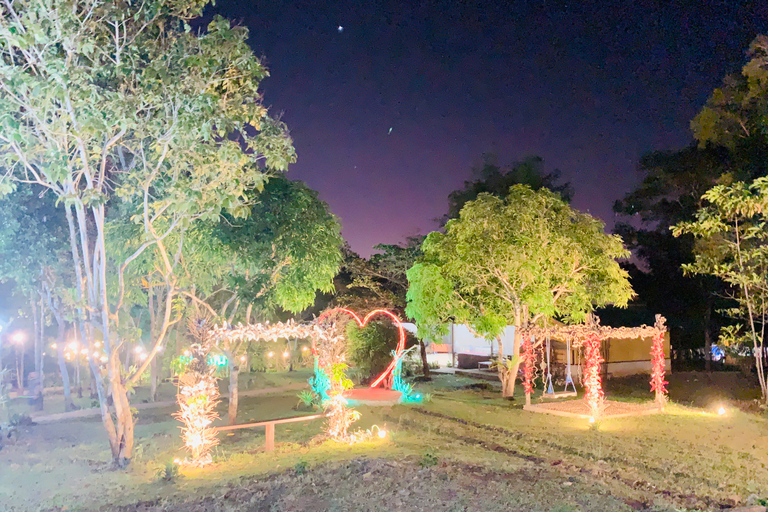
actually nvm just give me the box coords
[1,371,767,511]
[8,369,314,418]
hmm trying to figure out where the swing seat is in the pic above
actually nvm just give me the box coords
[542,390,577,399]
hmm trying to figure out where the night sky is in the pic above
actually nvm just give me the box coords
[207,1,768,256]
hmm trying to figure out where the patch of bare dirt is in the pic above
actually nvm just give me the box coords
[105,458,634,512]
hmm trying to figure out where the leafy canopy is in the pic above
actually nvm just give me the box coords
[445,154,574,222]
[673,178,768,399]
[407,186,632,340]
[214,177,343,315]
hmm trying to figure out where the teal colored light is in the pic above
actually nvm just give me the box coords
[209,354,228,366]
[308,356,330,402]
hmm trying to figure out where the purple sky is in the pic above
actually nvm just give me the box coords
[209,1,768,256]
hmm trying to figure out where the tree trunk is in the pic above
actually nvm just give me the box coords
[704,290,713,372]
[228,357,239,426]
[16,347,23,393]
[419,340,431,379]
[150,356,159,402]
[31,292,44,410]
[55,322,75,411]
[498,310,522,399]
[149,290,158,402]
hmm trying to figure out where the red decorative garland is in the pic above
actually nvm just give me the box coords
[583,333,604,417]
[522,335,535,395]
[650,331,668,405]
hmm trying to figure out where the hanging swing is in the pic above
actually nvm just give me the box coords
[542,333,577,399]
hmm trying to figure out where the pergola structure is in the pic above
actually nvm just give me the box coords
[210,308,408,396]
[520,314,668,419]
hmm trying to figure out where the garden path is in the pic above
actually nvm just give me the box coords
[28,382,308,424]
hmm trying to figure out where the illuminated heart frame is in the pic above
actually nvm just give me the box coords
[315,308,406,389]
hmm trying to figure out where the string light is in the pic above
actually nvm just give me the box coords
[267,351,274,357]
[282,351,290,358]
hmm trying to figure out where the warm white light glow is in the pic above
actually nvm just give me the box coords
[283,351,290,358]
[134,346,143,354]
[51,343,57,349]
[139,353,148,361]
[80,348,88,355]
[100,356,108,363]
[378,430,387,438]
[718,406,726,416]
[239,355,246,362]
[267,351,274,357]
[183,350,190,357]
[11,331,25,344]
[302,346,308,351]
[588,416,596,424]
[94,341,101,347]
[68,341,78,350]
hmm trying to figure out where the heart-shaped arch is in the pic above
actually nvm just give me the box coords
[316,308,406,388]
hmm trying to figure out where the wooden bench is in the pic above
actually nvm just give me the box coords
[215,413,328,452]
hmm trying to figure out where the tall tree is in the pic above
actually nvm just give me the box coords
[692,35,768,182]
[205,177,342,425]
[673,178,768,402]
[0,0,295,466]
[613,146,729,368]
[445,154,574,222]
[0,187,75,410]
[407,186,633,397]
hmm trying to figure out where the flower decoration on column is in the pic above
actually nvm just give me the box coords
[174,318,220,466]
[583,332,604,419]
[650,315,668,408]
[522,335,535,404]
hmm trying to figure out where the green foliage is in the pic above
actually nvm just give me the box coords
[0,0,298,461]
[692,36,768,151]
[419,450,439,468]
[346,321,409,382]
[328,363,354,393]
[214,177,343,315]
[446,154,574,222]
[156,462,180,483]
[296,390,318,409]
[673,177,768,399]
[293,460,309,475]
[169,355,192,376]
[337,236,423,312]
[407,186,633,341]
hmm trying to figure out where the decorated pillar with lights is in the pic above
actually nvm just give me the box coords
[650,328,668,408]
[522,334,535,406]
[582,332,604,419]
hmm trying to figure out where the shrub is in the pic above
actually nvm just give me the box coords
[156,462,180,483]
[347,320,418,383]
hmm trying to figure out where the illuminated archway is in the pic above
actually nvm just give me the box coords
[316,308,407,389]
[211,307,408,390]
